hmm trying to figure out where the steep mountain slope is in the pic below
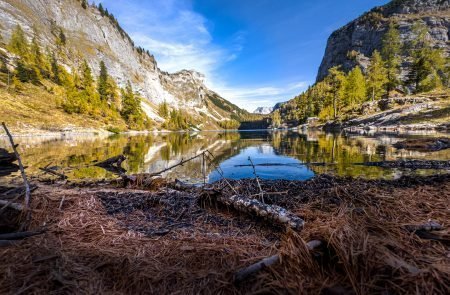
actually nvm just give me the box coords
[317,0,450,81]
[0,0,247,130]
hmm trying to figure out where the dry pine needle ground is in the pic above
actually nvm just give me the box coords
[0,174,449,294]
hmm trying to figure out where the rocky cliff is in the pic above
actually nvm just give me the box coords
[0,0,246,128]
[317,0,450,81]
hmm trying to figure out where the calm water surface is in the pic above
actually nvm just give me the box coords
[1,131,449,183]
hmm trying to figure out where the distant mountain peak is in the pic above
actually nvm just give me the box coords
[253,106,274,115]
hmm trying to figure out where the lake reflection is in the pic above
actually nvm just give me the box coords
[0,130,448,183]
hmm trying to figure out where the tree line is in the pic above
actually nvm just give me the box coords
[2,25,150,130]
[279,21,449,123]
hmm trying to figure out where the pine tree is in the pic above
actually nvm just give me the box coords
[80,61,94,90]
[98,3,105,16]
[271,110,281,128]
[407,22,446,92]
[327,66,346,119]
[381,22,401,92]
[158,100,169,118]
[58,28,66,46]
[30,37,43,68]
[15,60,29,82]
[367,50,388,101]
[50,53,61,84]
[121,81,144,129]
[344,66,367,108]
[81,0,87,9]
[8,25,29,59]
[98,61,109,101]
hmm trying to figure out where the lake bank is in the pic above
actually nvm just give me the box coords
[1,173,448,294]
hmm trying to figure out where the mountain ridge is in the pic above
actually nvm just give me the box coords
[317,0,450,81]
[0,0,248,131]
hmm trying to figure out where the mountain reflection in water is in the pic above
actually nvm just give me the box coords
[0,131,448,183]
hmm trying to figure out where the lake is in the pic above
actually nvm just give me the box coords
[1,130,449,183]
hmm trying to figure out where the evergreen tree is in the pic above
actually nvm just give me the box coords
[327,66,346,119]
[50,53,61,84]
[407,22,446,92]
[8,25,29,59]
[158,100,169,118]
[271,110,281,128]
[367,50,388,101]
[381,22,401,92]
[80,60,94,90]
[98,3,105,16]
[121,81,144,129]
[97,61,109,101]
[58,28,66,46]
[344,66,367,108]
[15,60,29,83]
[81,0,87,9]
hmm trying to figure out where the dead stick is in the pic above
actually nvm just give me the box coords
[234,240,322,283]
[149,153,204,177]
[204,150,238,195]
[0,199,23,211]
[248,156,264,203]
[0,240,18,247]
[1,123,31,214]
[39,167,67,180]
[0,230,44,240]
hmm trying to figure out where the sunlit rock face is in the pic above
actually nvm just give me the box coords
[317,0,450,81]
[0,0,243,126]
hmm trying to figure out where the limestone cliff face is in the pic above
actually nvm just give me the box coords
[317,0,450,81]
[0,0,244,125]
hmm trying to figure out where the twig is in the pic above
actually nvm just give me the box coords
[0,230,44,240]
[39,167,68,180]
[0,199,23,211]
[234,240,322,283]
[204,150,238,195]
[1,122,31,224]
[248,156,264,203]
[149,153,204,177]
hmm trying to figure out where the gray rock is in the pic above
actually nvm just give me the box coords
[317,0,450,81]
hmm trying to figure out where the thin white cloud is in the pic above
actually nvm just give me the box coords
[99,0,307,111]
[214,81,310,112]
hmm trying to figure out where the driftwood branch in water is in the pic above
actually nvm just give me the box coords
[39,167,68,180]
[1,123,30,220]
[202,191,304,230]
[234,240,322,283]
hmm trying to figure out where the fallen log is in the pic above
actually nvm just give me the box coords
[0,240,18,247]
[1,123,31,225]
[202,191,304,230]
[404,221,443,232]
[0,148,16,164]
[234,240,322,283]
[0,230,44,240]
[94,155,127,174]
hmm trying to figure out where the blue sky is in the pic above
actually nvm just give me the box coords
[100,0,389,112]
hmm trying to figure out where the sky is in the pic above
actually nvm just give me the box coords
[99,0,390,112]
